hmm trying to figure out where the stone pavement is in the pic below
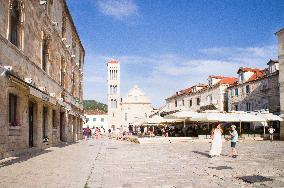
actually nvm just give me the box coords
[0,138,284,188]
[0,140,104,188]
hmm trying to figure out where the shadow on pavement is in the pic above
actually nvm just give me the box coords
[0,150,51,168]
[0,141,78,168]
[192,151,209,157]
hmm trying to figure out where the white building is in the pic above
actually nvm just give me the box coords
[107,61,154,130]
[84,111,108,131]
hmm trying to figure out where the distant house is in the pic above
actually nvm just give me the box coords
[84,110,108,131]
[165,76,238,112]
[227,60,280,114]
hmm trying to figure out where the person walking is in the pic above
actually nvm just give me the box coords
[268,126,275,142]
[209,124,223,157]
[140,125,145,137]
[95,127,100,140]
[229,125,238,158]
[128,124,133,136]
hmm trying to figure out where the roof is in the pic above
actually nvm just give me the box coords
[123,85,151,104]
[275,28,284,35]
[267,59,279,65]
[237,67,262,74]
[107,60,119,64]
[84,109,107,115]
[209,75,225,79]
[218,77,238,85]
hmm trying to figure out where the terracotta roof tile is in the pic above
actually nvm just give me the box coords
[209,75,225,79]
[107,60,119,64]
[85,109,107,115]
[218,77,238,85]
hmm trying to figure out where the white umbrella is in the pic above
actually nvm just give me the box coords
[256,112,283,121]
[171,110,199,119]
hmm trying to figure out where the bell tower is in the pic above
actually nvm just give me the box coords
[107,60,121,130]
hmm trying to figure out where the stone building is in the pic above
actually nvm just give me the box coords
[276,28,284,140]
[227,63,280,114]
[0,0,85,158]
[107,60,154,130]
[165,76,237,113]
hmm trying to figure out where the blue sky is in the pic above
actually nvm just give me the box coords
[67,0,284,107]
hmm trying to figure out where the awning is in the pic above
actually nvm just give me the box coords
[171,110,199,119]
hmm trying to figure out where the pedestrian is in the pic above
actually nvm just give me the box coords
[229,125,238,158]
[209,124,223,157]
[268,126,275,142]
[83,127,88,140]
[128,124,133,136]
[115,128,120,140]
[140,125,145,137]
[149,126,155,137]
[165,125,170,137]
[95,127,100,140]
[108,128,112,138]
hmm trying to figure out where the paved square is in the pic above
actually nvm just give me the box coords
[0,139,283,188]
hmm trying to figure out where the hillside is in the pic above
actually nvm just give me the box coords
[83,100,108,113]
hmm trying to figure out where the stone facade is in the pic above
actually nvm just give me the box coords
[0,0,84,158]
[165,76,238,113]
[276,28,284,140]
[227,63,280,114]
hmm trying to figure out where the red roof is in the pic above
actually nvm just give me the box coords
[236,67,266,83]
[247,70,265,82]
[85,109,107,115]
[209,75,225,79]
[218,77,238,85]
[107,60,119,64]
[237,67,262,74]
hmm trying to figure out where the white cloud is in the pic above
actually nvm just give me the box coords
[96,0,138,20]
[83,45,277,107]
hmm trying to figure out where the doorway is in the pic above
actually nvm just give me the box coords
[28,102,34,147]
[60,112,65,141]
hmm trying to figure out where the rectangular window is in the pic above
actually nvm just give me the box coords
[52,110,56,128]
[86,118,89,123]
[235,88,239,96]
[246,103,251,111]
[246,85,250,94]
[9,94,17,125]
[175,100,177,107]
[231,89,234,97]
[93,118,96,122]
[182,99,185,106]
[197,98,200,105]
[241,74,244,83]
[101,118,104,122]
[125,113,127,121]
[189,99,192,107]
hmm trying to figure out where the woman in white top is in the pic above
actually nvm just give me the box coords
[209,124,223,157]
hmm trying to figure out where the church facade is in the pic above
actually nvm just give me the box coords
[107,61,153,130]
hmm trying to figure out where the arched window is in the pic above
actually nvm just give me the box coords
[114,99,117,108]
[110,99,113,108]
[41,34,50,72]
[9,0,22,47]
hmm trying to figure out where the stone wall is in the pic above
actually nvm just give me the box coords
[0,0,85,158]
[228,73,280,114]
[276,29,284,140]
